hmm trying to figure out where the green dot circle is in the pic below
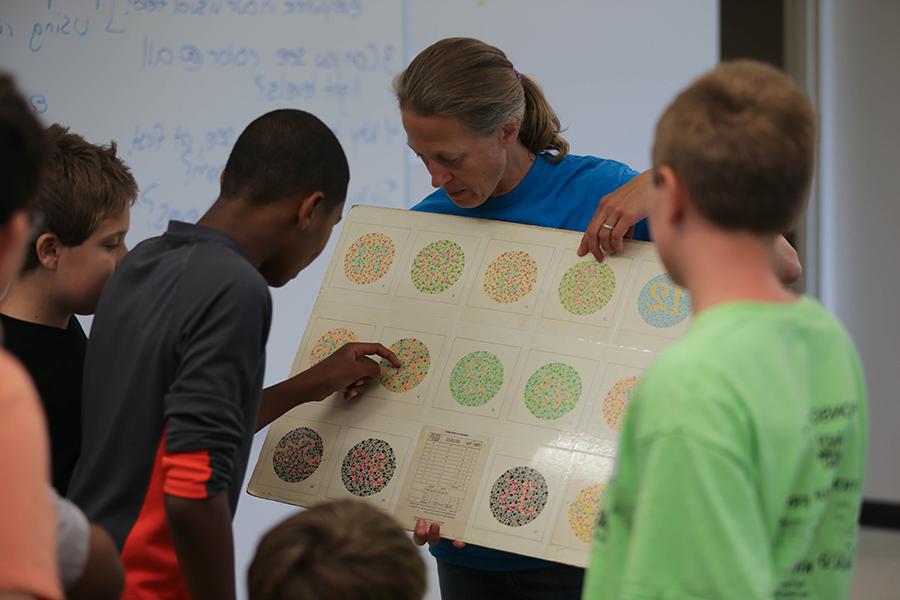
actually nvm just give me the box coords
[524,362,582,420]
[411,240,465,294]
[558,261,616,315]
[449,351,504,407]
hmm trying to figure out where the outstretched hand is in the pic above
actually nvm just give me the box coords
[258,342,401,430]
[313,342,401,400]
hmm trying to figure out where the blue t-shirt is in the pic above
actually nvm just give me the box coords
[411,152,651,571]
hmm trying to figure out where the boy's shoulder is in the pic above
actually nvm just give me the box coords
[635,337,715,411]
[640,299,830,389]
[627,324,761,460]
[105,225,271,327]
[0,313,86,387]
[127,224,268,293]
[632,298,861,440]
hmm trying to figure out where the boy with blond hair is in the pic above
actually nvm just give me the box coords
[585,61,866,600]
[0,123,136,495]
[1,122,130,599]
[249,500,426,600]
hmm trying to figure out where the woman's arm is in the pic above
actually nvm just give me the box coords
[579,169,803,285]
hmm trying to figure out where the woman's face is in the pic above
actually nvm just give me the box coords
[402,110,513,209]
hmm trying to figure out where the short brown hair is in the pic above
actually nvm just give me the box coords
[394,37,569,162]
[652,60,816,233]
[25,124,137,270]
[248,500,425,600]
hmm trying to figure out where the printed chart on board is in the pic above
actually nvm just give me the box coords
[248,205,691,567]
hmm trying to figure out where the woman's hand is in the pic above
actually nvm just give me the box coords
[578,169,653,261]
[413,519,465,548]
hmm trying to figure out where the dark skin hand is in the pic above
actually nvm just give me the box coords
[166,491,235,600]
[66,524,125,600]
[257,342,401,431]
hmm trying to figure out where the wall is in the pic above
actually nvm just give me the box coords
[819,0,900,503]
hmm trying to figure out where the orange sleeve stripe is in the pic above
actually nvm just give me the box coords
[161,450,212,500]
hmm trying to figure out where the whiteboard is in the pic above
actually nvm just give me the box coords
[0,1,717,597]
[0,0,717,388]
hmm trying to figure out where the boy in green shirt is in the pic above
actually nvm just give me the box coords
[584,60,867,600]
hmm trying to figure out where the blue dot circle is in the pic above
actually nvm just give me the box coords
[637,274,691,328]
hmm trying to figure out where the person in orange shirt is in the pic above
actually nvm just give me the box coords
[0,72,61,600]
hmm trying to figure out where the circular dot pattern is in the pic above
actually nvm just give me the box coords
[558,261,616,315]
[489,466,549,527]
[343,232,395,285]
[524,363,582,420]
[603,376,640,432]
[568,483,607,543]
[380,338,430,393]
[449,351,504,407]
[272,427,324,483]
[411,239,465,294]
[309,328,359,366]
[637,273,691,328]
[340,438,396,497]
[483,250,538,304]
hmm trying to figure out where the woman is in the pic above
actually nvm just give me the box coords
[396,37,800,599]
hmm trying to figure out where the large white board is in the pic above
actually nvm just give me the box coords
[249,206,691,567]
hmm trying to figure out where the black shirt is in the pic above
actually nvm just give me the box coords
[0,313,86,495]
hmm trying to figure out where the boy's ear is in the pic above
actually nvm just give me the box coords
[35,232,62,270]
[657,165,688,229]
[295,192,326,230]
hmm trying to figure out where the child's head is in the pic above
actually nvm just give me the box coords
[649,60,816,282]
[23,124,136,315]
[0,74,46,297]
[248,500,426,600]
[220,109,349,287]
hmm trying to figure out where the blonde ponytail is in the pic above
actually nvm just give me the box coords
[519,74,569,162]
[394,38,569,160]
